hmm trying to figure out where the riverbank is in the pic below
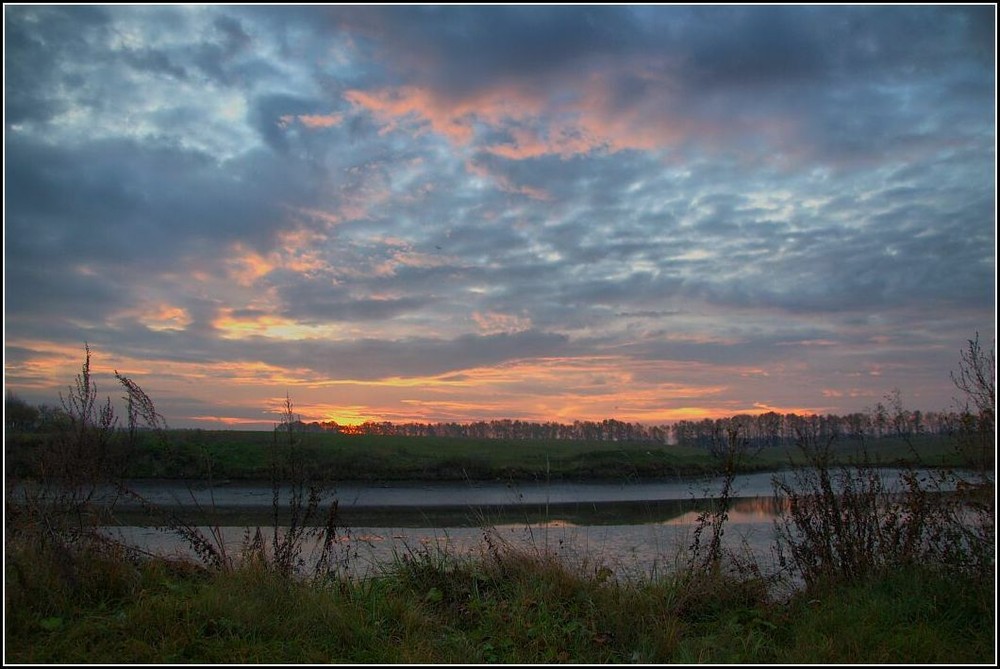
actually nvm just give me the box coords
[5,528,993,664]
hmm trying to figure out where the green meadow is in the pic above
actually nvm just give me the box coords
[6,428,970,483]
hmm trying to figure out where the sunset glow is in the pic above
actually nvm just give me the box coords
[4,6,995,430]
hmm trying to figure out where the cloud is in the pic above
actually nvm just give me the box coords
[4,5,994,427]
[273,277,436,323]
[335,5,993,171]
[250,94,331,153]
[329,6,645,93]
[295,113,343,129]
[472,311,533,335]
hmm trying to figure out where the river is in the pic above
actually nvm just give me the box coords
[91,467,976,583]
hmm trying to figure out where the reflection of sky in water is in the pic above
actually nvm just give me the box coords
[103,510,785,584]
[94,469,979,585]
[660,496,791,525]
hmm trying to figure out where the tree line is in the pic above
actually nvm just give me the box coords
[4,390,974,447]
[287,398,964,446]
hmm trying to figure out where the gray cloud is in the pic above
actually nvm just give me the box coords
[302,329,571,380]
[327,5,643,95]
[4,7,109,124]
[273,273,437,324]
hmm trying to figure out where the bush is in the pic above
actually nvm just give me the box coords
[772,337,995,588]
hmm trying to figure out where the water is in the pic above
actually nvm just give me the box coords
[102,496,786,583]
[79,467,971,511]
[109,470,783,507]
[82,468,978,582]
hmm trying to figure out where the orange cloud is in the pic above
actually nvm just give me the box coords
[261,397,380,425]
[345,84,546,146]
[7,333,862,430]
[341,356,739,425]
[226,244,277,286]
[3,341,100,390]
[342,62,776,165]
[200,354,748,426]
[345,86,474,144]
[279,113,343,129]
[107,301,193,332]
[225,231,330,287]
[347,78,715,191]
[275,227,329,274]
[297,113,343,128]
[212,308,343,341]
[188,415,270,427]
[139,304,192,331]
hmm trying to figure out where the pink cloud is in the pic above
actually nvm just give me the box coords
[342,68,690,159]
[297,113,343,128]
[342,59,803,166]
[345,84,555,146]
[345,86,477,143]
[279,113,344,130]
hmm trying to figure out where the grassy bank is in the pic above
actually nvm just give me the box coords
[4,530,993,664]
[5,429,969,483]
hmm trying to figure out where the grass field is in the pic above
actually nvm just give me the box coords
[6,429,973,483]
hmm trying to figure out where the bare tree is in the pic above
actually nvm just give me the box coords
[950,333,995,471]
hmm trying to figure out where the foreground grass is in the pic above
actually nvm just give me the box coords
[6,430,970,483]
[5,535,994,664]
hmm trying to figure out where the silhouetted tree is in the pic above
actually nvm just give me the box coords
[5,391,39,432]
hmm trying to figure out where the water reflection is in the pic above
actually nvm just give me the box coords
[80,468,981,584]
[101,495,790,584]
[659,496,791,526]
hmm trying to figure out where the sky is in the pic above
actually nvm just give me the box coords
[3,5,996,430]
